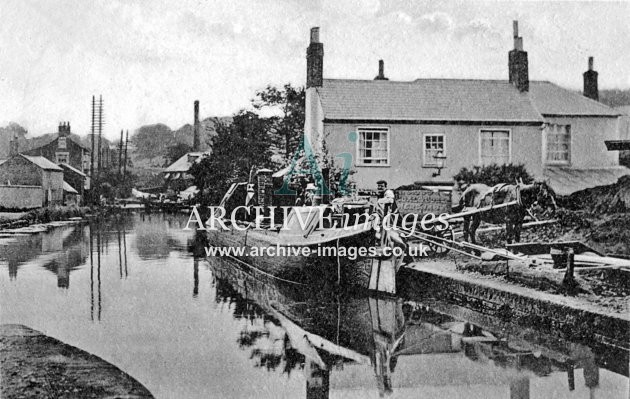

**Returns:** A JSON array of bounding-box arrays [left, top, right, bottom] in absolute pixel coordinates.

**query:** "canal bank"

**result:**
[[0, 206, 90, 231], [399, 260, 630, 351], [0, 324, 153, 398]]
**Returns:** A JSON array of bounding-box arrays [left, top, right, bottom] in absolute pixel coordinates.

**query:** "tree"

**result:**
[[0, 122, 28, 158], [189, 112, 273, 205], [132, 123, 176, 159], [252, 84, 305, 162]]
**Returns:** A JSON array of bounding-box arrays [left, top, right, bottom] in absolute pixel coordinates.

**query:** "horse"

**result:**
[[460, 180, 556, 245]]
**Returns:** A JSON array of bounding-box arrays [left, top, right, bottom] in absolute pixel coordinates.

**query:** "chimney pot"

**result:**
[[513, 21, 519, 37], [374, 59, 388, 80], [508, 21, 529, 92], [9, 134, 19, 157], [583, 56, 599, 101], [306, 27, 324, 88], [310, 27, 320, 43]]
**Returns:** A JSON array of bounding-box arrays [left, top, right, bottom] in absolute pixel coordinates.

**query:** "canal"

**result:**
[[1, 213, 628, 398]]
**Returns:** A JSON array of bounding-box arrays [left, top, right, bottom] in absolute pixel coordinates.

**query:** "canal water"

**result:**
[[1, 213, 628, 398]]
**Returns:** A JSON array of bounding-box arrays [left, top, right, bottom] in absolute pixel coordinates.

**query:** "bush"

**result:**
[[24, 205, 89, 224], [453, 163, 534, 186]]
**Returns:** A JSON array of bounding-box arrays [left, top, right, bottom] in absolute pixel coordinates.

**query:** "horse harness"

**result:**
[[484, 183, 522, 209]]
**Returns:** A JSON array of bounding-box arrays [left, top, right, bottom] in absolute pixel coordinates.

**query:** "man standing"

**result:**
[[376, 180, 397, 215]]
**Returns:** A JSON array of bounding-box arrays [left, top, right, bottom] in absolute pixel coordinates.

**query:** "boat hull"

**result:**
[[205, 226, 374, 289]]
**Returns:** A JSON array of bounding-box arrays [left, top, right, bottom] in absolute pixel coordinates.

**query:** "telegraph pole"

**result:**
[[122, 129, 129, 186], [123, 130, 129, 175], [96, 95, 103, 203], [90, 96, 95, 204], [118, 130, 123, 176]]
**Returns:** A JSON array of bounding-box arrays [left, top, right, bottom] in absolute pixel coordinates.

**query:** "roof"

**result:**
[[318, 79, 544, 123], [528, 81, 620, 116], [615, 105, 630, 116], [543, 166, 630, 196], [63, 181, 78, 194], [21, 155, 63, 171], [164, 152, 208, 173], [317, 79, 619, 123], [59, 162, 87, 177], [23, 133, 91, 152]]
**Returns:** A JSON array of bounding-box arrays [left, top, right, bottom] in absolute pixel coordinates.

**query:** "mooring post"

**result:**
[[562, 247, 576, 293], [567, 361, 575, 391]]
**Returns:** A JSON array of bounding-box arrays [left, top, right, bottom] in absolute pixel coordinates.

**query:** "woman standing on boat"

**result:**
[[373, 180, 401, 243]]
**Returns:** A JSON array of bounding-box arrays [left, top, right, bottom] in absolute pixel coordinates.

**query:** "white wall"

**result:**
[[322, 122, 543, 190], [543, 116, 619, 168]]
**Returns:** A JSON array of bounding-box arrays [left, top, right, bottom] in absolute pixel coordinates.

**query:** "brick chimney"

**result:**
[[193, 100, 200, 151], [306, 27, 324, 88], [8, 134, 19, 157], [58, 121, 70, 137], [508, 21, 529, 92], [583, 56, 599, 101], [374, 60, 388, 80]]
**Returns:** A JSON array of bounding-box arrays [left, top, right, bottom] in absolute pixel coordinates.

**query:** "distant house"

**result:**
[[0, 148, 64, 208], [59, 163, 88, 205], [63, 181, 79, 205], [162, 101, 207, 193], [303, 24, 628, 196], [22, 122, 92, 174], [163, 152, 208, 191]]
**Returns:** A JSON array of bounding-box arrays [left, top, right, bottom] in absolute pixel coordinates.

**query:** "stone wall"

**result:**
[[397, 190, 452, 216], [0, 156, 42, 186], [0, 185, 44, 209], [399, 267, 629, 350]]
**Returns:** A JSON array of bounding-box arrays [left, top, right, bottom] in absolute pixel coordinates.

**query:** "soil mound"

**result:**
[[562, 175, 630, 213]]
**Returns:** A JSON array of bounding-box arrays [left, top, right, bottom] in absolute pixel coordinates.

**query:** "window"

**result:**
[[357, 127, 389, 165], [544, 124, 571, 164], [58, 137, 67, 149], [56, 152, 69, 164], [423, 134, 445, 166], [480, 130, 510, 164]]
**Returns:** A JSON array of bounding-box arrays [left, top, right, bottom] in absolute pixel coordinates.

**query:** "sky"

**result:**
[[1, 0, 629, 140]]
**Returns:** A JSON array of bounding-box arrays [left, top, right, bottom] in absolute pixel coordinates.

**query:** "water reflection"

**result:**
[[134, 213, 188, 260], [208, 255, 628, 398], [0, 224, 88, 287], [0, 214, 627, 398], [1, 213, 190, 323]]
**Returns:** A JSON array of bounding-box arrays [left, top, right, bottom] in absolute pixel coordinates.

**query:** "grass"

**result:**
[[23, 205, 90, 224], [0, 206, 90, 226]]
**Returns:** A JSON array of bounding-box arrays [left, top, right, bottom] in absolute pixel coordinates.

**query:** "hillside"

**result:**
[[130, 116, 230, 167]]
